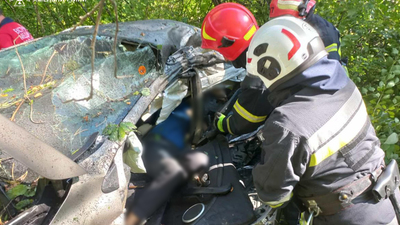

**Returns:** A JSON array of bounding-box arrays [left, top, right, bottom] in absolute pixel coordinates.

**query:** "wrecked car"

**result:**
[[0, 20, 275, 225]]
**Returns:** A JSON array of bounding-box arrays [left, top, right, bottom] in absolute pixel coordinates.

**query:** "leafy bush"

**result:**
[[317, 0, 400, 162]]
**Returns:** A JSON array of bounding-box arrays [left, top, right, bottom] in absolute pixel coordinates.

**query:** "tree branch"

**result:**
[[40, 44, 67, 85], [4, 0, 19, 23], [78, 2, 96, 23], [71, 1, 102, 32], [109, 0, 119, 78], [63, 0, 105, 103]]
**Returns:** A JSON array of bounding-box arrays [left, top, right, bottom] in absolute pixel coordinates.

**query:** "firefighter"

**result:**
[[270, 0, 342, 61], [201, 3, 273, 136], [201, 1, 345, 136], [0, 8, 33, 50], [248, 16, 398, 225]]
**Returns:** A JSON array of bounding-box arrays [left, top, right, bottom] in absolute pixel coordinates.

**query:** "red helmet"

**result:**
[[269, 0, 316, 19], [201, 3, 258, 61]]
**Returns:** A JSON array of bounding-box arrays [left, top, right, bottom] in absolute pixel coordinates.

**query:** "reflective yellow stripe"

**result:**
[[300, 212, 307, 225], [277, 1, 300, 11], [227, 116, 233, 135], [325, 43, 338, 53], [265, 192, 293, 208], [308, 88, 368, 167], [217, 114, 226, 133], [339, 37, 342, 57], [233, 100, 267, 123], [202, 23, 216, 41], [244, 25, 257, 41], [270, 202, 285, 208]]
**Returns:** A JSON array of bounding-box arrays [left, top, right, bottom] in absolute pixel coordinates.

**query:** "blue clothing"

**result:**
[[149, 102, 191, 149]]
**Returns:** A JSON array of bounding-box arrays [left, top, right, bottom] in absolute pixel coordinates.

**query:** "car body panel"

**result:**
[[51, 147, 128, 225], [0, 114, 86, 180]]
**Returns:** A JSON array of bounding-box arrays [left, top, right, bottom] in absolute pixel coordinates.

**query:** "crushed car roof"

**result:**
[[0, 20, 201, 157]]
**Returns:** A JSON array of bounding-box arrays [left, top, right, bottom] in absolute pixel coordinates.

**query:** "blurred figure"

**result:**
[[0, 8, 33, 50], [126, 102, 209, 225]]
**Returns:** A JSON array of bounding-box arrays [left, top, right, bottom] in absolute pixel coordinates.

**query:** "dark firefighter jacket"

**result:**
[[253, 57, 396, 225], [218, 13, 343, 135]]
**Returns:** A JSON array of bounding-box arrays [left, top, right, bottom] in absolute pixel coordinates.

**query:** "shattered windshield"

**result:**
[[0, 34, 161, 156]]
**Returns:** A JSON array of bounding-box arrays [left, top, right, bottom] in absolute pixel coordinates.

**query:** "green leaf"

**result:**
[[15, 199, 33, 210], [385, 89, 394, 94], [7, 184, 28, 199], [392, 48, 399, 56], [386, 57, 394, 67], [2, 88, 14, 93], [110, 129, 119, 142], [384, 133, 399, 145], [103, 126, 112, 135], [120, 123, 131, 133], [157, 44, 163, 50], [24, 187, 36, 197], [121, 122, 136, 130], [387, 81, 395, 88], [118, 126, 126, 141], [361, 87, 368, 94], [103, 124, 118, 135], [141, 88, 151, 96]]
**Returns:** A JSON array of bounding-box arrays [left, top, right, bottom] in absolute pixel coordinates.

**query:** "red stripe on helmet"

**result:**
[[281, 28, 300, 60]]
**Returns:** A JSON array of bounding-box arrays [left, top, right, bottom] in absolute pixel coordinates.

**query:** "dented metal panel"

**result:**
[[0, 115, 86, 180]]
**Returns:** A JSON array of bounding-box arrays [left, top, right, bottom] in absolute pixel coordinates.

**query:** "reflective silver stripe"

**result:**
[[209, 163, 235, 171], [325, 43, 338, 53], [308, 88, 369, 166]]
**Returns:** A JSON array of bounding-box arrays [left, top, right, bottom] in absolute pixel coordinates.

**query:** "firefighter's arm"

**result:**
[[0, 34, 15, 50], [252, 121, 310, 208], [217, 85, 273, 135]]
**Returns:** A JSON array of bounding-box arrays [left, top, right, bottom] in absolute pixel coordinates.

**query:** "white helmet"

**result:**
[[246, 16, 327, 90]]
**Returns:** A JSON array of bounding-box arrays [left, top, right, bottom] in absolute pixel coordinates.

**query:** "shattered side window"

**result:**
[[0, 34, 160, 156]]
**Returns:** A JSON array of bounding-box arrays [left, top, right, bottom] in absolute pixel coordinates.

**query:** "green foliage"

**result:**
[[15, 199, 33, 210], [2, 0, 399, 160], [6, 184, 28, 199], [316, 0, 400, 162], [6, 184, 36, 200], [103, 122, 137, 142], [1, 0, 268, 37]]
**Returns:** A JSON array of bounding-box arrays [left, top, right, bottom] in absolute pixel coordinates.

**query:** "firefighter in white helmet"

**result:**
[[248, 16, 399, 225]]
